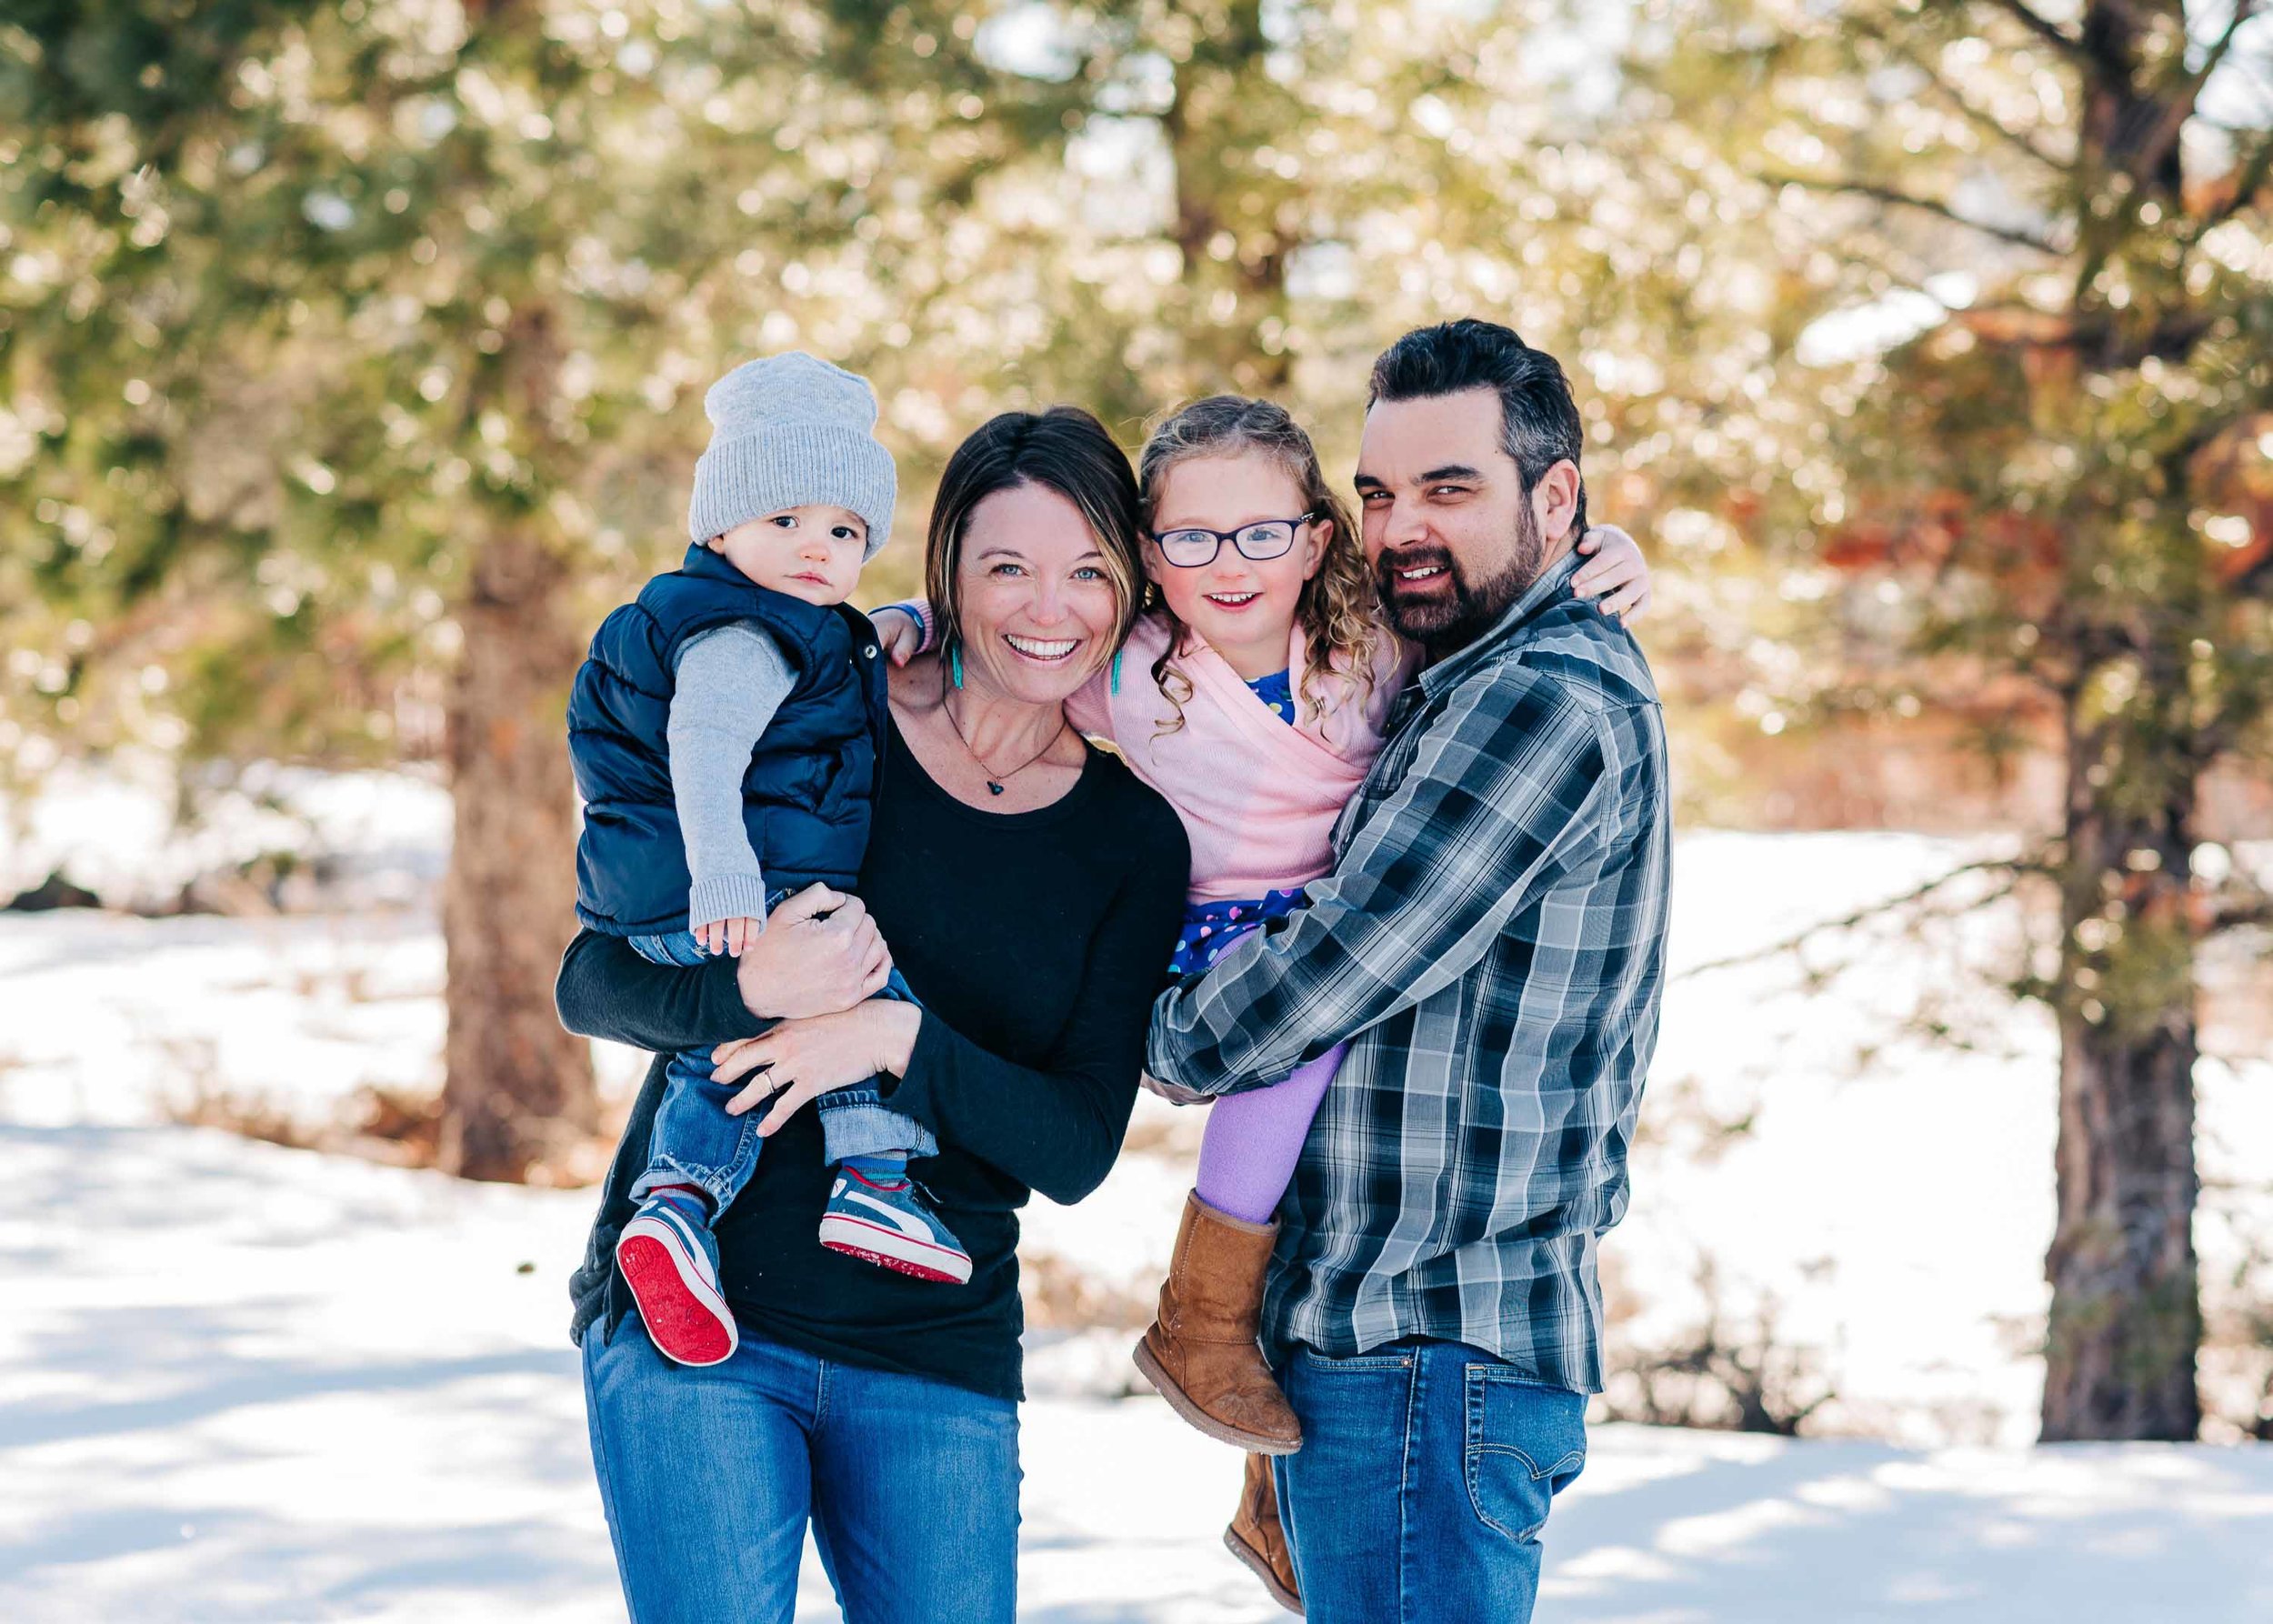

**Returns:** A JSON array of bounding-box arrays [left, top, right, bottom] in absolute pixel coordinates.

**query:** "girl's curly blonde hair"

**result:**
[[1136, 396, 1384, 732]]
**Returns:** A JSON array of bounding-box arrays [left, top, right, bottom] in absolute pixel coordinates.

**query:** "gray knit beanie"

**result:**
[[687, 352, 896, 559]]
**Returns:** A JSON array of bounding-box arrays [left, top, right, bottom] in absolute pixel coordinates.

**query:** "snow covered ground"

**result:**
[[12, 805, 2258, 1444], [7, 1123, 2273, 1622], [5, 768, 2273, 1618]]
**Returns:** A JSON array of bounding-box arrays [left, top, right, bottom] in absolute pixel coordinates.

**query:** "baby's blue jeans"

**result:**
[[625, 920, 933, 1211]]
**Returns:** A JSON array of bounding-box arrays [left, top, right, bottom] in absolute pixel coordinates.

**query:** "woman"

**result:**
[[559, 406, 1191, 1623]]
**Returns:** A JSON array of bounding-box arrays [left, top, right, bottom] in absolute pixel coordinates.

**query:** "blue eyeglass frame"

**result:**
[[1146, 512, 1318, 568]]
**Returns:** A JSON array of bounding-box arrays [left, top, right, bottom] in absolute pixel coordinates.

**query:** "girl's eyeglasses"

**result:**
[[1147, 513, 1316, 569]]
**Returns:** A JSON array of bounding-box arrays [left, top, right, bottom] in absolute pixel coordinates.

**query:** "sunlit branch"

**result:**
[[1867, 25, 2071, 171], [2130, 0, 2265, 185], [2190, 115, 2273, 237], [1679, 858, 2045, 980], [1760, 171, 2067, 253], [2209, 901, 2273, 934], [1978, 0, 2087, 57]]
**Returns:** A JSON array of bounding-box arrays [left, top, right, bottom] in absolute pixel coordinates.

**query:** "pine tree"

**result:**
[[1631, 0, 2273, 1439], [0, 0, 1099, 1179]]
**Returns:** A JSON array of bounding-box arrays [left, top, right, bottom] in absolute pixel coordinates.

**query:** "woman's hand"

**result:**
[[1571, 525, 1653, 621], [734, 884, 894, 1021], [871, 604, 926, 667], [711, 1002, 925, 1136]]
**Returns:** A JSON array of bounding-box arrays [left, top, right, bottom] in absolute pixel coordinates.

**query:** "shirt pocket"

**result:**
[[1464, 1364, 1587, 1542]]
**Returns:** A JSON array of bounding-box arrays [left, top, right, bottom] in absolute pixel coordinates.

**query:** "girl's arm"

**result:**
[[1570, 525, 1653, 620], [870, 599, 934, 664], [1062, 663, 1116, 743]]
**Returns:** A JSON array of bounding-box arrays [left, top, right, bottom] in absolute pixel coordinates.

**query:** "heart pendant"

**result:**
[[987, 781, 1006, 796]]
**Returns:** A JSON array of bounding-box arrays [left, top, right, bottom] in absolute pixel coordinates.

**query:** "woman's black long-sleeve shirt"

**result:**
[[560, 722, 1188, 1401]]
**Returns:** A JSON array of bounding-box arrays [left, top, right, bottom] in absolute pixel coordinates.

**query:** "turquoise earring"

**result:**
[[949, 641, 964, 689], [1110, 649, 1122, 695]]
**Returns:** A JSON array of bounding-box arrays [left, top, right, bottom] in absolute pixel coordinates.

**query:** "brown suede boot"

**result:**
[[1224, 1450, 1303, 1615], [1132, 1192, 1303, 1453]]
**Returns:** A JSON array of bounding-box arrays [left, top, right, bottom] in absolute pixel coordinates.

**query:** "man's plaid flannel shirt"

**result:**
[[1147, 547, 1672, 1391]]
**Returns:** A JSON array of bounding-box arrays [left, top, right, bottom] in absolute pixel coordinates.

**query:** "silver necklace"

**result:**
[[940, 684, 1072, 797]]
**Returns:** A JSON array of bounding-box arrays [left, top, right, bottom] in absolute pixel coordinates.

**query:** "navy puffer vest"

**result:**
[[568, 545, 887, 936]]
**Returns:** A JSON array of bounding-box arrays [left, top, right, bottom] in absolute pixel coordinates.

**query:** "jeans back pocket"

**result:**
[[1463, 1365, 1587, 1542]]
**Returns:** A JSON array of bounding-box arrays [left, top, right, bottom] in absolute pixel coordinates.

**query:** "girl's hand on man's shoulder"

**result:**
[[1571, 525, 1652, 622]]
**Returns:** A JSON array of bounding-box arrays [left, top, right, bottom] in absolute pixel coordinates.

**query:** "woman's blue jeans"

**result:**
[[582, 1315, 1019, 1624]]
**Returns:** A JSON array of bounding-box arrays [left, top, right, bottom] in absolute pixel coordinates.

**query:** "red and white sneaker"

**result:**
[[818, 1168, 973, 1284], [616, 1191, 737, 1366]]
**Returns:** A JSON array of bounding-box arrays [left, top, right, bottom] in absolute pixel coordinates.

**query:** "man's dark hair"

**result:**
[[1367, 319, 1587, 536]]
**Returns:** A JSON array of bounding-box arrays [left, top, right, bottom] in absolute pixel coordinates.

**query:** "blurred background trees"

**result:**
[[3, 0, 2267, 1438], [1620, 0, 2273, 1443]]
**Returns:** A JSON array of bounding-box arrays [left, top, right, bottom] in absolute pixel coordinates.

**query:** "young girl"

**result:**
[[875, 396, 1650, 1451]]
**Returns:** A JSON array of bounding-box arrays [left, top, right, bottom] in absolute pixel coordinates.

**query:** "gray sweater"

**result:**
[[667, 623, 796, 930]]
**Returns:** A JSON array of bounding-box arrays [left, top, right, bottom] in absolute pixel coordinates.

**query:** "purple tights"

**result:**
[[1193, 1043, 1347, 1226]]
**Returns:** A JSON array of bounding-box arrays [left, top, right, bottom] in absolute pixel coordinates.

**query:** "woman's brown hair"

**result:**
[[924, 406, 1147, 680]]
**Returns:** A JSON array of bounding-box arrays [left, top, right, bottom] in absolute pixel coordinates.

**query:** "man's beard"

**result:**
[[1374, 500, 1548, 655]]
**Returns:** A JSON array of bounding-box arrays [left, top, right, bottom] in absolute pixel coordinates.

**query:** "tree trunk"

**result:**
[[2040, 692, 2202, 1440], [1163, 0, 1294, 396], [2035, 0, 2207, 1443], [436, 526, 596, 1183]]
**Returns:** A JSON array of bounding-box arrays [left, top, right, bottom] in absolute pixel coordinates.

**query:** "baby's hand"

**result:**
[[871, 605, 925, 667], [1572, 524, 1653, 622], [696, 917, 763, 957]]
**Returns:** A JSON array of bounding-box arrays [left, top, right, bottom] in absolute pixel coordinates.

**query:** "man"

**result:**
[[1147, 318, 1672, 1622]]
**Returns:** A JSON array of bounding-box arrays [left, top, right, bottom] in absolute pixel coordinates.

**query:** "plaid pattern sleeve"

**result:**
[[1146, 552, 1672, 1391]]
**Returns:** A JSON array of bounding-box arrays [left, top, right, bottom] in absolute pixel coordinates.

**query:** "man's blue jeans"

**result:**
[[582, 1314, 1018, 1624], [1275, 1338, 1587, 1623], [625, 927, 936, 1208]]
